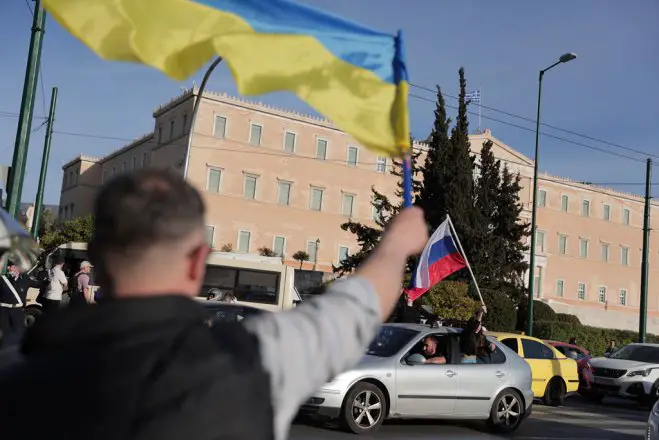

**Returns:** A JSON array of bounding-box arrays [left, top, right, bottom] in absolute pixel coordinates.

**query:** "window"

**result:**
[[579, 239, 589, 258], [132, 156, 137, 170], [521, 339, 554, 360], [376, 156, 387, 173], [202, 266, 280, 305], [533, 267, 542, 298], [142, 152, 147, 168], [214, 115, 227, 138], [243, 174, 257, 200], [207, 168, 222, 193], [535, 231, 545, 253], [347, 146, 358, 166], [204, 225, 215, 248], [310, 187, 324, 211], [169, 120, 175, 139], [342, 193, 355, 217], [273, 236, 286, 257], [70, 203, 75, 216], [603, 204, 611, 221], [556, 280, 564, 298], [284, 131, 296, 153], [237, 231, 251, 253], [501, 338, 519, 354], [316, 139, 328, 160], [619, 289, 627, 306], [582, 200, 590, 217], [338, 246, 349, 263], [306, 240, 318, 262], [601, 243, 610, 262], [112, 166, 116, 177], [577, 283, 586, 300], [158, 125, 162, 144], [623, 208, 631, 225], [561, 195, 569, 212], [102, 170, 108, 184], [621, 246, 630, 266], [182, 113, 188, 133], [537, 189, 547, 208], [372, 197, 382, 222], [598, 286, 607, 304], [249, 124, 262, 146], [277, 181, 291, 206], [122, 161, 127, 172], [558, 235, 568, 255]]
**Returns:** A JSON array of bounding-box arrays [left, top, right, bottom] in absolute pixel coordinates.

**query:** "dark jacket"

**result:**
[[0, 295, 274, 440]]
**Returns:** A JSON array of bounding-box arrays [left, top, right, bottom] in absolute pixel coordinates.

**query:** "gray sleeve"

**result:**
[[243, 276, 381, 440]]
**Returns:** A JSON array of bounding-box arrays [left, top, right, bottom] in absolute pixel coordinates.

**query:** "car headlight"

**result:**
[[627, 368, 652, 377]]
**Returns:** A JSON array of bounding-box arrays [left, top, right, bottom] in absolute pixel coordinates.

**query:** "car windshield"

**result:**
[[366, 326, 420, 357], [610, 345, 659, 363]]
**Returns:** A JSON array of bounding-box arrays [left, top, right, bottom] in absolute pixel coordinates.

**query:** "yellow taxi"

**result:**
[[489, 332, 579, 405]]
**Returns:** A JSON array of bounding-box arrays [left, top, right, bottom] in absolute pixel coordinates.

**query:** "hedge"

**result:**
[[533, 320, 659, 357], [422, 281, 479, 321]]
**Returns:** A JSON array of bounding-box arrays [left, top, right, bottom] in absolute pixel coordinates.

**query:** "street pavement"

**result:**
[[290, 397, 648, 440]]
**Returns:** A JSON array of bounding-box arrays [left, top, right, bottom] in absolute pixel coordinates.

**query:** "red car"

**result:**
[[547, 341, 593, 394]]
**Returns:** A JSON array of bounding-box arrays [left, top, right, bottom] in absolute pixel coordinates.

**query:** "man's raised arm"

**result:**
[[243, 208, 428, 440]]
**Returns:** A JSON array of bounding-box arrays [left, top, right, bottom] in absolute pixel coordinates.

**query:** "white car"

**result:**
[[589, 343, 659, 405], [648, 401, 659, 440]]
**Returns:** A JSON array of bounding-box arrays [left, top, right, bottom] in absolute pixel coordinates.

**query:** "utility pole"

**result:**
[[639, 158, 652, 343], [32, 87, 58, 239], [5, 0, 46, 218]]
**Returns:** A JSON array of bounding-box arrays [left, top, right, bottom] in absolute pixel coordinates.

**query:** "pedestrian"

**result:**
[[0, 260, 40, 348], [605, 339, 617, 356], [0, 169, 428, 440], [69, 261, 94, 307], [42, 255, 67, 313]]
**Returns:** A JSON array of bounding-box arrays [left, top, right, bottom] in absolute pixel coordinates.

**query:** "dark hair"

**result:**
[[460, 317, 481, 355], [89, 169, 205, 286]]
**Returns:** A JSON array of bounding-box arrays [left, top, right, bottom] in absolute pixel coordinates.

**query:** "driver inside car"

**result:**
[[422, 336, 447, 364]]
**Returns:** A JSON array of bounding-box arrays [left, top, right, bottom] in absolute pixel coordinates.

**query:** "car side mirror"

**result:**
[[406, 353, 426, 365]]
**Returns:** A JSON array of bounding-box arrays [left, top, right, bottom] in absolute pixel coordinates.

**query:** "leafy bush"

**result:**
[[533, 321, 659, 357], [258, 247, 277, 257], [533, 300, 556, 322], [555, 313, 581, 325], [480, 289, 517, 332], [422, 281, 479, 321]]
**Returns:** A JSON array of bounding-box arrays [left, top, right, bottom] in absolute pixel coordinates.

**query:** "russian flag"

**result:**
[[405, 218, 467, 301]]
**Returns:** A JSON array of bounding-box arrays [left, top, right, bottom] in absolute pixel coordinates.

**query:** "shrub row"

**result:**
[[533, 320, 659, 357]]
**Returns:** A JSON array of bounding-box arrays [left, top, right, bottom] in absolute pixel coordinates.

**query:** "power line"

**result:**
[[410, 83, 658, 160], [409, 92, 648, 165], [23, 0, 33, 16]]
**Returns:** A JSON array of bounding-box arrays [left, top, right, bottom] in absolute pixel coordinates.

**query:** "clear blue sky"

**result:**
[[1, 0, 658, 204]]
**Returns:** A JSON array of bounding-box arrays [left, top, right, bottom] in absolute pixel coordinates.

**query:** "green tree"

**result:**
[[258, 247, 277, 257], [333, 144, 422, 277], [493, 165, 530, 300], [292, 250, 309, 269], [40, 214, 94, 251]]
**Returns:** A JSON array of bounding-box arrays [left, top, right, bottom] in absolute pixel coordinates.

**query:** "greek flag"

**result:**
[[465, 90, 481, 103]]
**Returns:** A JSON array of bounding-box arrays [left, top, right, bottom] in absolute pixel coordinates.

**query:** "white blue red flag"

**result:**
[[405, 218, 467, 301]]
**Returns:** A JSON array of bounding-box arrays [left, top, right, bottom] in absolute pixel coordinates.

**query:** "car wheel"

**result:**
[[543, 377, 566, 406], [642, 380, 659, 408], [339, 382, 387, 435], [24, 307, 42, 329], [487, 389, 524, 434]]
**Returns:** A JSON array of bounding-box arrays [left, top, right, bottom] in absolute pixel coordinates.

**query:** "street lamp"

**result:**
[[313, 238, 320, 271], [526, 53, 577, 336]]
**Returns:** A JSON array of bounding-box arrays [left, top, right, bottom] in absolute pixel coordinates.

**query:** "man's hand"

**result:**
[[425, 356, 447, 364], [356, 207, 428, 320]]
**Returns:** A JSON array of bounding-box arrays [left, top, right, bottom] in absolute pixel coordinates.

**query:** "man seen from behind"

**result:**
[[0, 169, 428, 440]]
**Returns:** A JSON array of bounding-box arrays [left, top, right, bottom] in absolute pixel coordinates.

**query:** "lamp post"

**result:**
[[526, 53, 577, 336], [313, 238, 320, 271]]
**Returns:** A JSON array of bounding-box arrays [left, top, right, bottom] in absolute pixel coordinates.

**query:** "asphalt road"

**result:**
[[290, 397, 648, 440]]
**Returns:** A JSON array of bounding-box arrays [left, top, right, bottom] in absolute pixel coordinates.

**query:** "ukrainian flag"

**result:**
[[44, 0, 410, 156]]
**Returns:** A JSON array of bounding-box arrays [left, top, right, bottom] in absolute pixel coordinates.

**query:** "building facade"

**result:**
[[59, 89, 659, 332]]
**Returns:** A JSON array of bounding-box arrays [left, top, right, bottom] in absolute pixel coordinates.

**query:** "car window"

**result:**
[[367, 326, 420, 357], [610, 345, 659, 363], [501, 338, 519, 354], [204, 304, 264, 323], [522, 339, 554, 360]]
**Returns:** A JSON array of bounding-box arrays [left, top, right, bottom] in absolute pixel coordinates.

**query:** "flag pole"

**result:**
[[402, 152, 413, 208], [447, 214, 485, 309]]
